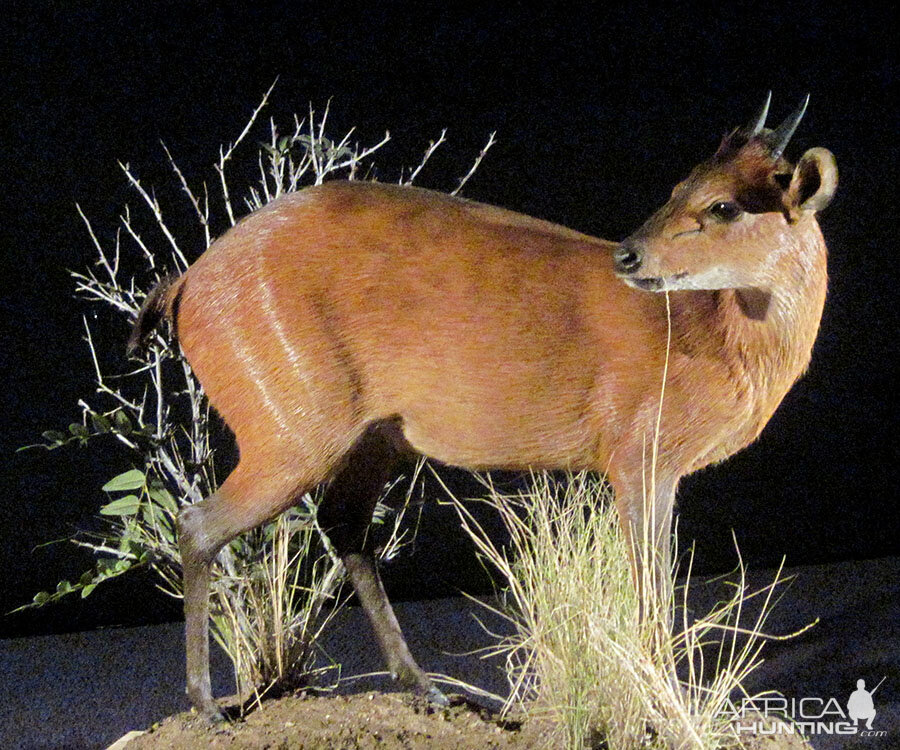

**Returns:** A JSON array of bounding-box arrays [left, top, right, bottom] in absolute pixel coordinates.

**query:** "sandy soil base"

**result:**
[[123, 691, 814, 750]]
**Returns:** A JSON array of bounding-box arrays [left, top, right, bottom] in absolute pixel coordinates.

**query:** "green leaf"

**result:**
[[33, 591, 51, 606], [102, 469, 146, 492], [68, 423, 90, 438], [228, 537, 248, 556], [155, 521, 176, 545], [148, 485, 178, 514], [90, 413, 112, 433], [42, 430, 66, 443], [96, 559, 118, 577], [100, 495, 141, 516], [117, 536, 139, 556], [16, 443, 51, 452], [141, 502, 160, 526], [81, 583, 97, 598], [79, 571, 94, 586], [113, 411, 133, 435], [56, 580, 72, 594]]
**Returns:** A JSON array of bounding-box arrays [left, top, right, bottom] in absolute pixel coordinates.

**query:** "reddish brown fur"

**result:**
[[140, 107, 837, 720]]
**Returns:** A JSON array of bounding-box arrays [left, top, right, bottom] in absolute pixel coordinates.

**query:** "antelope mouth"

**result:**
[[621, 272, 688, 292]]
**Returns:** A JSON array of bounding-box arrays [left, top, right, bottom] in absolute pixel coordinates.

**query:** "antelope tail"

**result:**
[[126, 275, 184, 356]]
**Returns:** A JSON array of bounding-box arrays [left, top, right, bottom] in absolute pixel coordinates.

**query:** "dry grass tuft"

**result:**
[[440, 471, 796, 749]]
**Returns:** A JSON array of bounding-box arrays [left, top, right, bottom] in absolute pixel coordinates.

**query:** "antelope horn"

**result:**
[[767, 94, 810, 159], [746, 90, 772, 136]]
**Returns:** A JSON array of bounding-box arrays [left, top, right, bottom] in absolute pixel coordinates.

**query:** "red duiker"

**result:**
[[129, 93, 836, 720]]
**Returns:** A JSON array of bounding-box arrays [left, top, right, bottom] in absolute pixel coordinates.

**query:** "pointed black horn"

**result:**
[[767, 93, 810, 159], [746, 90, 772, 136]]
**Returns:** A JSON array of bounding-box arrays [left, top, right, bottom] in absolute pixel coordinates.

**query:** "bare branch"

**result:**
[[162, 140, 211, 249], [216, 80, 276, 225], [452, 131, 497, 196], [120, 162, 190, 270], [306, 104, 322, 182], [82, 316, 104, 385], [332, 131, 390, 173], [77, 205, 122, 283], [120, 205, 157, 268], [403, 129, 447, 186]]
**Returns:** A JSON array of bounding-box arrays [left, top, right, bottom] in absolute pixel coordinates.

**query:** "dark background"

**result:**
[[2, 3, 897, 639]]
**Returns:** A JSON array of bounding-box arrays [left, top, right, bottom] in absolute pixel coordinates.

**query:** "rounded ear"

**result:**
[[788, 147, 838, 213]]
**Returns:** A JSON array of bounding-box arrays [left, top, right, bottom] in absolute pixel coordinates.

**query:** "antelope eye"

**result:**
[[708, 201, 742, 222]]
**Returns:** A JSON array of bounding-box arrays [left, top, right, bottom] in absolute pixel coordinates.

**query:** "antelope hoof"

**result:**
[[199, 705, 228, 724], [423, 684, 450, 707], [189, 693, 227, 724], [389, 664, 449, 707]]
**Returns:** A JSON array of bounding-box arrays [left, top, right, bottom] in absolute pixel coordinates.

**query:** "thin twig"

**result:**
[[119, 162, 190, 270], [216, 80, 277, 225], [452, 131, 497, 195], [332, 131, 390, 173], [402, 129, 447, 185], [162, 140, 211, 249]]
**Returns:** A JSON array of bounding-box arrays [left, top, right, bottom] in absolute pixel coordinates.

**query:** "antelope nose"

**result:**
[[614, 241, 643, 274]]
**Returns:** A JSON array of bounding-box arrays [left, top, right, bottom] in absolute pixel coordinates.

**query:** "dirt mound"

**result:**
[[124, 691, 552, 749], [122, 692, 813, 749], [117, 692, 812, 750]]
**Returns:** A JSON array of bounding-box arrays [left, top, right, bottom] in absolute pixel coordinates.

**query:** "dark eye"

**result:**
[[708, 201, 742, 222]]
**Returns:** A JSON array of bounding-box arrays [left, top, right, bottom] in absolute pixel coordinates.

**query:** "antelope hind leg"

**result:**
[[318, 425, 449, 706]]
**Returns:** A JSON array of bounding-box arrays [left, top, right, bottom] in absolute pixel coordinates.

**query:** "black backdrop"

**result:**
[[2, 3, 897, 638]]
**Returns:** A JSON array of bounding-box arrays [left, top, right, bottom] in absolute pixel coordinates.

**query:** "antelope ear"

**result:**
[[788, 147, 838, 213]]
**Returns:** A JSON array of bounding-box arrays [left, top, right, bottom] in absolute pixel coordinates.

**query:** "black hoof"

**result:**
[[197, 704, 228, 724], [424, 685, 450, 707]]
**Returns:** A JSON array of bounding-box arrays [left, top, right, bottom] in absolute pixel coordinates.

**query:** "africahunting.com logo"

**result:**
[[720, 677, 887, 739]]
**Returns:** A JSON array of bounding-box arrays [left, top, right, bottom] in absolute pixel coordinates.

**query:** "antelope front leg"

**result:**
[[613, 475, 677, 623]]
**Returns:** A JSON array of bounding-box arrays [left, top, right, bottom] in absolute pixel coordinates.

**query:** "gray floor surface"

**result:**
[[1, 557, 897, 750]]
